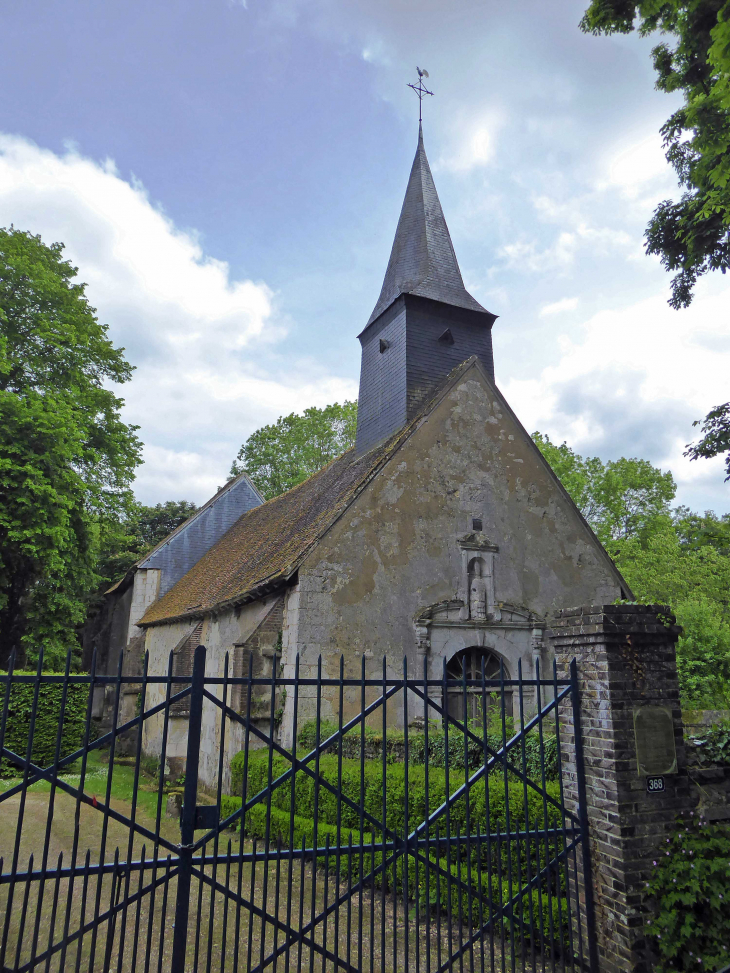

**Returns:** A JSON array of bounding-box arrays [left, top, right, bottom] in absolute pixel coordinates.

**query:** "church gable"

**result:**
[[290, 357, 624, 672]]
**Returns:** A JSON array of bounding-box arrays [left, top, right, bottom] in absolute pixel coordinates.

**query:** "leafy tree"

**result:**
[[230, 401, 358, 500], [614, 520, 730, 704], [580, 0, 730, 308], [0, 227, 142, 668], [673, 504, 730, 553], [684, 401, 730, 480], [532, 432, 676, 545], [95, 500, 198, 588], [534, 432, 730, 704]]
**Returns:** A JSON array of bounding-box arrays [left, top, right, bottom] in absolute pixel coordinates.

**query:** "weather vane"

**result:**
[[408, 67, 434, 123]]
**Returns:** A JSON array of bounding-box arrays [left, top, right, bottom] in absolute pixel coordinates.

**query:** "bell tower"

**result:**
[[354, 123, 497, 455]]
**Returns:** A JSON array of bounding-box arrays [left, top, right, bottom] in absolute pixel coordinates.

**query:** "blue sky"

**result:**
[[1, 0, 728, 513]]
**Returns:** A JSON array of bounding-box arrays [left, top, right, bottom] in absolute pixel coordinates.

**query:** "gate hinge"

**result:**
[[181, 804, 220, 830]]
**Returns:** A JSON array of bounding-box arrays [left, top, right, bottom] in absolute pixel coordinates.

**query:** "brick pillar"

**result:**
[[549, 604, 695, 973]]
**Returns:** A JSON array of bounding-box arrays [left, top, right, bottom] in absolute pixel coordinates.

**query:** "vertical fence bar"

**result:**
[[297, 835, 306, 973], [170, 643, 207, 972], [0, 649, 44, 971], [116, 651, 151, 972], [334, 655, 344, 973], [59, 648, 98, 972], [206, 652, 231, 973], [479, 661, 496, 973], [145, 650, 174, 973], [358, 654, 366, 973], [535, 661, 556, 973], [570, 658, 598, 973], [380, 656, 387, 973], [260, 652, 278, 973], [88, 650, 124, 971], [552, 660, 574, 972], [423, 655, 431, 973], [442, 659, 453, 968], [247, 838, 258, 973], [73, 849, 92, 973], [234, 650, 254, 973], [30, 650, 73, 965], [221, 841, 232, 973], [284, 654, 299, 973], [309, 656, 322, 973], [403, 657, 410, 973]]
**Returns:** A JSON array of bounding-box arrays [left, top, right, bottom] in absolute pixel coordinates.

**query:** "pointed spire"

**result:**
[[367, 125, 489, 326]]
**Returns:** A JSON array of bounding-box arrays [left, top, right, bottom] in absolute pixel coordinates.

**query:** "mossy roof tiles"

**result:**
[[138, 420, 415, 627]]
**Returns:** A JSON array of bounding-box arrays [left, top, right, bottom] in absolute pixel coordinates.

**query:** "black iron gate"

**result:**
[[0, 645, 598, 972]]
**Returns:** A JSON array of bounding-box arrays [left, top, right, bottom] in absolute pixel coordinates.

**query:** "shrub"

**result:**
[[0, 673, 90, 774], [295, 720, 559, 781], [221, 792, 568, 948], [230, 750, 562, 868], [688, 719, 730, 768], [644, 811, 730, 971]]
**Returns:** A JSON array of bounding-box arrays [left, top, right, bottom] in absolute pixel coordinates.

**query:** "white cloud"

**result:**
[[599, 132, 670, 199], [539, 296, 578, 316], [0, 134, 357, 504], [437, 111, 503, 173], [503, 283, 730, 511]]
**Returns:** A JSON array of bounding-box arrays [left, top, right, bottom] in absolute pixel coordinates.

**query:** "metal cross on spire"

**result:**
[[407, 67, 434, 123]]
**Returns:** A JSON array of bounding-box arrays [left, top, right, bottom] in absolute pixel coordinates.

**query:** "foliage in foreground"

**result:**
[[581, 0, 730, 309], [685, 400, 730, 483], [644, 811, 730, 971], [0, 227, 142, 667], [687, 718, 730, 767]]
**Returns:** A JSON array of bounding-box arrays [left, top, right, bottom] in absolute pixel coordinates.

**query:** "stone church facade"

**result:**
[[135, 124, 628, 789]]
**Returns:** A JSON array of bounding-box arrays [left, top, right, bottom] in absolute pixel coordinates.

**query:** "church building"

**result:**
[[136, 124, 628, 789]]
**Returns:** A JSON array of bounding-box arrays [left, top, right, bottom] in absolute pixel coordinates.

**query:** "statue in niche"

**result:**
[[469, 559, 488, 620]]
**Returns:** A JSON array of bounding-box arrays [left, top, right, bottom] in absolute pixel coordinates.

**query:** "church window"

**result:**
[[438, 328, 454, 345], [472, 518, 482, 532], [445, 647, 512, 724], [379, 338, 390, 353]]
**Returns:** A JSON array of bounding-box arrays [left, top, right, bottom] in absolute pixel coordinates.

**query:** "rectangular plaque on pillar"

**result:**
[[634, 705, 677, 776]]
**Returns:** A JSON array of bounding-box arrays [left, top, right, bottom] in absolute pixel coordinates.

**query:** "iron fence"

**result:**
[[0, 645, 597, 972]]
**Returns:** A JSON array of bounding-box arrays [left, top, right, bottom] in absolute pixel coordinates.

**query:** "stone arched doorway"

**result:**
[[445, 646, 513, 723]]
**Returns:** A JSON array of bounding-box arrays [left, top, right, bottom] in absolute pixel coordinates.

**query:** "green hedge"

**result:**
[[296, 720, 559, 781], [0, 674, 90, 773], [230, 750, 561, 839], [221, 794, 569, 948]]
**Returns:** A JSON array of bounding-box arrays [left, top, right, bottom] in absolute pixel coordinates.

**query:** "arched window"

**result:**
[[445, 647, 512, 724]]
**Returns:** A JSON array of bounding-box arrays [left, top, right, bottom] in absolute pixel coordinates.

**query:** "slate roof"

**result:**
[[366, 124, 492, 327], [106, 471, 264, 596], [138, 403, 431, 627]]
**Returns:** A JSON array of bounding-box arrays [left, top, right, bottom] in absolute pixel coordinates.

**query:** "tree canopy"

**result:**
[[531, 431, 676, 545], [230, 401, 357, 500], [95, 499, 199, 589], [533, 432, 730, 705], [580, 0, 730, 307], [0, 227, 142, 667]]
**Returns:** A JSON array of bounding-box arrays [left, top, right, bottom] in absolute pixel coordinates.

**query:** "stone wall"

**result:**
[[282, 366, 624, 731]]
